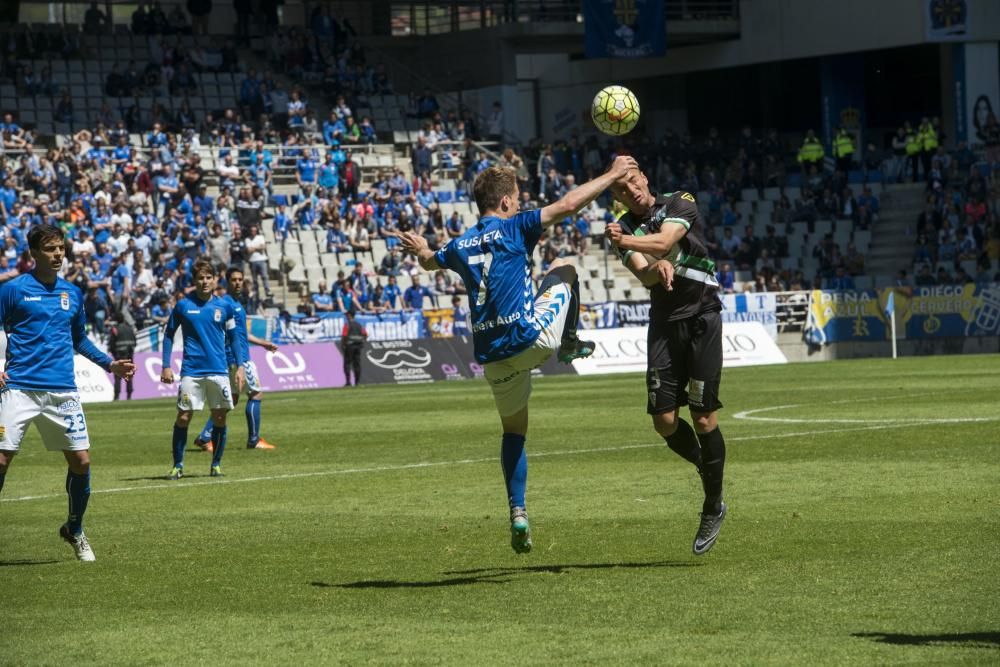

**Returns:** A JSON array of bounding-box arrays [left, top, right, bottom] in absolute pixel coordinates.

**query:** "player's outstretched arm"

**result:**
[[393, 231, 442, 271], [540, 155, 636, 228], [606, 220, 687, 257]]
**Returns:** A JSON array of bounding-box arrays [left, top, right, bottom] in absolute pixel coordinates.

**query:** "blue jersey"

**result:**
[[162, 294, 245, 378], [434, 209, 543, 364], [222, 294, 250, 367], [0, 273, 113, 391]]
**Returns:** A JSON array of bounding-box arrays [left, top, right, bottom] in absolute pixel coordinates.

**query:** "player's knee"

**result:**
[[0, 451, 14, 472], [65, 450, 90, 474], [652, 411, 678, 437], [175, 411, 193, 427], [249, 391, 262, 401], [211, 411, 227, 426], [547, 259, 577, 282], [690, 411, 718, 433]]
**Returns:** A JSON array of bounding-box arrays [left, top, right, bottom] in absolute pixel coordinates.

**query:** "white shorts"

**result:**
[[0, 389, 91, 452], [229, 361, 262, 396], [484, 283, 572, 417], [177, 375, 234, 412]]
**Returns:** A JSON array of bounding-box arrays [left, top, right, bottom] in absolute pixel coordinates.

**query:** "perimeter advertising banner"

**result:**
[[73, 343, 347, 403], [570, 322, 786, 376], [358, 336, 575, 386], [804, 284, 1000, 344]]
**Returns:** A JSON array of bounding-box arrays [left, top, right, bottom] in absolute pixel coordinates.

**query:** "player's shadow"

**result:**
[[852, 631, 1000, 649], [313, 560, 701, 590], [0, 559, 60, 567]]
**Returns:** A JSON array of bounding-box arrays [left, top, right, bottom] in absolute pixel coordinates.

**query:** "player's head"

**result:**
[[609, 165, 652, 214], [28, 223, 66, 274], [192, 258, 217, 297], [225, 266, 244, 294], [473, 167, 519, 217]]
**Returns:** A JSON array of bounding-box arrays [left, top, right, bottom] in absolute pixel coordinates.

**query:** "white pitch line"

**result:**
[[733, 404, 997, 424], [0, 421, 965, 504]]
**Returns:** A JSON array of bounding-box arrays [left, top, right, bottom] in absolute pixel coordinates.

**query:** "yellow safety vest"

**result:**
[[905, 133, 921, 156], [834, 132, 854, 158], [798, 138, 824, 162], [920, 127, 938, 151]]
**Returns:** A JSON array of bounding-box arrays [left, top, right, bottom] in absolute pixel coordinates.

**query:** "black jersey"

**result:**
[[616, 191, 721, 322]]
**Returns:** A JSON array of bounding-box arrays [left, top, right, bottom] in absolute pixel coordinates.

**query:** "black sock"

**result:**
[[560, 278, 581, 349], [664, 418, 702, 469], [697, 427, 726, 515]]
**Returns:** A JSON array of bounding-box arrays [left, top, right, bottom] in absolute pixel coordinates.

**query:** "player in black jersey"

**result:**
[[606, 166, 728, 556]]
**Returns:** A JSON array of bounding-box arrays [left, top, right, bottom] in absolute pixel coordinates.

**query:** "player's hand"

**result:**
[[608, 154, 638, 179], [605, 222, 624, 246], [160, 368, 175, 385], [0, 371, 8, 388], [392, 230, 429, 255], [235, 366, 246, 393], [264, 342, 278, 352], [654, 260, 675, 291], [110, 359, 136, 379]]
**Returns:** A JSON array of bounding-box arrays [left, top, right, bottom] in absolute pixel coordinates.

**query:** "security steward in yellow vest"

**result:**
[[918, 117, 938, 181], [904, 122, 922, 182], [833, 127, 855, 174], [797, 130, 825, 170]]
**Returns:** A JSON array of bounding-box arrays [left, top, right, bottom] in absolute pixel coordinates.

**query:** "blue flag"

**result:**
[[885, 290, 895, 317], [584, 0, 666, 59]]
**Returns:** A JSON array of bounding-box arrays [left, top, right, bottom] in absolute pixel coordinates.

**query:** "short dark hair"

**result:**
[[28, 223, 65, 251], [473, 167, 517, 213], [192, 257, 216, 279], [225, 266, 244, 282]]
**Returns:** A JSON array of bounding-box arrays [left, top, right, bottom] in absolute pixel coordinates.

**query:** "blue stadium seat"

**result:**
[[272, 194, 288, 207], [437, 191, 454, 203]]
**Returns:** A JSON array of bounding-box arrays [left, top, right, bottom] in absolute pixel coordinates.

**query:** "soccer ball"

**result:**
[[591, 85, 640, 136]]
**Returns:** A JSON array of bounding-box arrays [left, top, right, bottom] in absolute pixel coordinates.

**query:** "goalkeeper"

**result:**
[[605, 166, 729, 556]]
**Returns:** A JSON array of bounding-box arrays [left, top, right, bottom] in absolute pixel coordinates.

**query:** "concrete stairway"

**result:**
[[864, 183, 927, 284]]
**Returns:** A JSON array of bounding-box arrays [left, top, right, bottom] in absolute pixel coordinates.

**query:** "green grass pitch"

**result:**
[[3, 355, 999, 665]]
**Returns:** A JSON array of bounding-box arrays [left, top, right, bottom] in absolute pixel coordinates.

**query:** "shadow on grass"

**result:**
[[852, 632, 1000, 649], [314, 560, 701, 589], [0, 559, 60, 567]]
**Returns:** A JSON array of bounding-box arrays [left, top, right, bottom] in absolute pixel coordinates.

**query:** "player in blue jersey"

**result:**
[[192, 267, 278, 452], [396, 155, 637, 553], [0, 224, 136, 562], [161, 258, 247, 479]]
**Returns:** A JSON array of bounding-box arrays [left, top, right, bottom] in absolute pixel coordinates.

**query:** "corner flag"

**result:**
[[885, 290, 897, 359], [885, 290, 895, 317]]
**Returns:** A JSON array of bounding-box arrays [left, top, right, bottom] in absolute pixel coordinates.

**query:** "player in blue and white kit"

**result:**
[[161, 258, 247, 479], [397, 155, 637, 553], [193, 266, 278, 452], [0, 224, 136, 562]]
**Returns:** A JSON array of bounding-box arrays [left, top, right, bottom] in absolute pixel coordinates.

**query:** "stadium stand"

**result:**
[[1, 7, 998, 344]]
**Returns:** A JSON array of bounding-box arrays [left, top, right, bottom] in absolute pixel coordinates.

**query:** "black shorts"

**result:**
[[646, 309, 723, 415]]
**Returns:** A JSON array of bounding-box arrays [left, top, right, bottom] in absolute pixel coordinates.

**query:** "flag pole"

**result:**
[[890, 307, 897, 359]]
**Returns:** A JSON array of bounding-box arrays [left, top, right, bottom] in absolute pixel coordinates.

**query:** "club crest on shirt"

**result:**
[[0, 425, 6, 440], [60, 292, 70, 310], [214, 308, 222, 322]]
